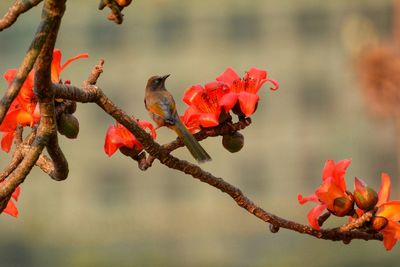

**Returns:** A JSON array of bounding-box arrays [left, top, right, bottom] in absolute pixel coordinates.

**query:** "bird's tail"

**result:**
[[172, 118, 211, 163]]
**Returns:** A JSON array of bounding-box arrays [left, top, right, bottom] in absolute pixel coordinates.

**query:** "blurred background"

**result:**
[[1, 0, 399, 266]]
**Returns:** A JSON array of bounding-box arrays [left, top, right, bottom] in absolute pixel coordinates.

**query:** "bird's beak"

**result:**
[[161, 74, 170, 81]]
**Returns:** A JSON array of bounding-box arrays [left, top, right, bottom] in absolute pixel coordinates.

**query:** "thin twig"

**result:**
[[0, 0, 43, 31], [338, 211, 374, 233], [98, 0, 124, 24]]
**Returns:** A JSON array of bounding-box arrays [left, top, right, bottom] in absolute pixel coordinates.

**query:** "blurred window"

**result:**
[[226, 12, 261, 43], [93, 170, 130, 207], [295, 8, 330, 41], [298, 76, 332, 115], [155, 13, 189, 45]]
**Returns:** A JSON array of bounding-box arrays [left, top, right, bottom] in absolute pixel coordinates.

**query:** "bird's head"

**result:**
[[146, 74, 170, 91]]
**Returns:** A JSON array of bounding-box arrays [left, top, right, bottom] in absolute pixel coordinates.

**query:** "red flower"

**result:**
[[1, 185, 20, 218], [104, 120, 156, 157], [216, 67, 279, 117], [1, 49, 88, 152], [181, 81, 228, 133], [4, 70, 36, 113], [1, 71, 39, 152], [372, 173, 400, 250], [298, 159, 353, 229]]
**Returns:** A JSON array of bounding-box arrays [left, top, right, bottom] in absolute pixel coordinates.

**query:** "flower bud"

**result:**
[[269, 224, 280, 233], [332, 194, 354, 217], [57, 113, 79, 139], [353, 177, 378, 211], [371, 216, 388, 231], [222, 132, 244, 153], [115, 0, 132, 7]]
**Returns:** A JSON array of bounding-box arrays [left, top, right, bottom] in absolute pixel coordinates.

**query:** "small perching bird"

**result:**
[[144, 74, 212, 163]]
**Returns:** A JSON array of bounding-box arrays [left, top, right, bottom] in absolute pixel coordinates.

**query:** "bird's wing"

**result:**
[[147, 95, 177, 124]]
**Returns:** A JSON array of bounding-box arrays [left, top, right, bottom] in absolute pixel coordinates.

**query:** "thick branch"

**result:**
[[0, 0, 43, 31], [34, 0, 68, 182], [0, 0, 67, 214]]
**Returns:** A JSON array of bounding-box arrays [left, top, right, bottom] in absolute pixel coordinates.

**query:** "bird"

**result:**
[[144, 74, 211, 163]]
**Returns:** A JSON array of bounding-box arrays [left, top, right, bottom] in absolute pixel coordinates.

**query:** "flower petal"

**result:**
[[376, 201, 400, 221], [11, 186, 21, 201], [4, 69, 17, 86], [219, 92, 238, 113], [104, 124, 135, 157], [199, 113, 220, 128], [3, 199, 18, 218], [382, 231, 397, 250], [4, 69, 35, 111], [1, 131, 14, 152], [377, 173, 391, 206], [307, 203, 327, 230], [298, 193, 318, 205], [183, 85, 204, 105], [181, 107, 201, 133], [138, 120, 157, 139], [316, 177, 346, 211], [354, 176, 367, 192], [321, 159, 351, 191], [60, 53, 89, 71], [0, 108, 34, 131], [380, 220, 400, 250], [51, 49, 62, 82], [51, 49, 89, 82], [238, 92, 260, 117], [245, 67, 267, 90], [216, 67, 240, 87]]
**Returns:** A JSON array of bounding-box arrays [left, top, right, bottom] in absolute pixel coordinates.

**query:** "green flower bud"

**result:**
[[332, 194, 354, 217], [222, 132, 244, 153], [57, 113, 79, 139], [354, 177, 378, 211]]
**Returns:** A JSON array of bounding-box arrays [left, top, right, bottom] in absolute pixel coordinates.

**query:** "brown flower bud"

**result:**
[[222, 132, 244, 153], [332, 194, 354, 217], [57, 113, 79, 139], [269, 224, 280, 233], [371, 216, 388, 231], [353, 177, 378, 211], [65, 101, 77, 114]]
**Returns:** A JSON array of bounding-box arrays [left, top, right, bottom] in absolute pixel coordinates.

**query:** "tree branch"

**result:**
[[34, 0, 68, 182], [51, 63, 383, 243], [138, 118, 252, 170], [0, 0, 43, 31]]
